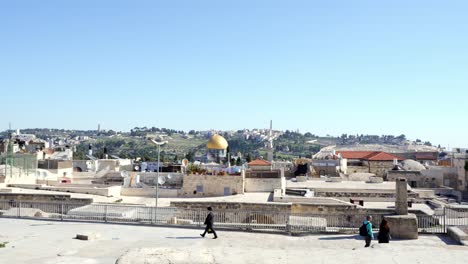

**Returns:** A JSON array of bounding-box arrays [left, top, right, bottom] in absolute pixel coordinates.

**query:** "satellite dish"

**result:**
[[157, 176, 166, 185], [167, 174, 172, 179]]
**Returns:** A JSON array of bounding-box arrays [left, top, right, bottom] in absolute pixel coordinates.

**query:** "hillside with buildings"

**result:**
[[0, 127, 439, 162]]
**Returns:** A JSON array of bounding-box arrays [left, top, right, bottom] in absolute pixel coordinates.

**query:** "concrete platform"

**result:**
[[0, 218, 467, 264]]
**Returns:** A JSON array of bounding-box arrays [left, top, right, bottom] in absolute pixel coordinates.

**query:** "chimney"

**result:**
[[88, 144, 93, 156]]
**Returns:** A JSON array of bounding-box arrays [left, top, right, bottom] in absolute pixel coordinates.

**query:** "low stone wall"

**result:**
[[244, 178, 284, 192], [180, 174, 244, 197], [171, 201, 291, 213], [9, 184, 122, 197], [291, 203, 357, 214], [448, 227, 468, 246], [121, 187, 179, 198], [0, 193, 92, 204], [314, 190, 419, 202], [42, 185, 121, 197]]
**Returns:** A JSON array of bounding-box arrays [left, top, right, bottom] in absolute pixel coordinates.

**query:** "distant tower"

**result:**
[[267, 120, 274, 162], [98, 124, 101, 133]]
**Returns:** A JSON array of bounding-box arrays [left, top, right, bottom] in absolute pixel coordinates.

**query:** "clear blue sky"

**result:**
[[1, 0, 467, 148]]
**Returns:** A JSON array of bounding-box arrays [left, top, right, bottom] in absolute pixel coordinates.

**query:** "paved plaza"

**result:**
[[0, 218, 467, 264]]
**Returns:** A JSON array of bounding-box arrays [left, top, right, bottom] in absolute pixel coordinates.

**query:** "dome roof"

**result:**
[[401, 159, 426, 171], [206, 134, 228, 150]]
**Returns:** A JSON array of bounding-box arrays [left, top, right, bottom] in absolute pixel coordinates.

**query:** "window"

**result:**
[[196, 185, 204, 193]]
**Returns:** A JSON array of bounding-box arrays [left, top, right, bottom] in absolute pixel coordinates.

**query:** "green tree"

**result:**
[[185, 152, 195, 162], [236, 157, 242, 166], [246, 153, 252, 163]]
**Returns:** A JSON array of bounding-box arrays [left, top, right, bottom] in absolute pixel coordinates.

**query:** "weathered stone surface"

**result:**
[[76, 232, 100, 241], [396, 178, 408, 215], [180, 174, 244, 197], [385, 214, 418, 240], [115, 248, 215, 264], [368, 177, 383, 183]]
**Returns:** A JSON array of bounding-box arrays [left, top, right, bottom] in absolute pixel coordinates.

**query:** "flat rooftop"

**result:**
[[287, 180, 402, 191], [0, 218, 466, 264], [2, 187, 272, 206]]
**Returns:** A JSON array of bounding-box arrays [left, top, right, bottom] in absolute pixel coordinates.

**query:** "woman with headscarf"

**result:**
[[378, 218, 390, 243]]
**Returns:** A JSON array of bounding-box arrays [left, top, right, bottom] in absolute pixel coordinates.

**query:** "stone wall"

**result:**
[[244, 177, 285, 192], [0, 193, 92, 204], [314, 190, 419, 202], [180, 174, 244, 197], [121, 187, 179, 197], [388, 168, 459, 190], [347, 166, 370, 174], [171, 201, 291, 213], [368, 161, 394, 177], [347, 162, 394, 177], [138, 172, 184, 187]]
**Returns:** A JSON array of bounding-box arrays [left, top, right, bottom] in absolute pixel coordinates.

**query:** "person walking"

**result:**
[[378, 218, 391, 243], [200, 207, 218, 239], [362, 215, 374, 247]]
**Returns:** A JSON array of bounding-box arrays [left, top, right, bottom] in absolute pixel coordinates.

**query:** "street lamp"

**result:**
[[148, 138, 168, 207]]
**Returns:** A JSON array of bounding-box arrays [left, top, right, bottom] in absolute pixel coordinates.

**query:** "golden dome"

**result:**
[[206, 134, 228, 150]]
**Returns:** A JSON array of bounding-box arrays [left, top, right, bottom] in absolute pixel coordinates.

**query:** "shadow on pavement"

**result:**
[[319, 235, 362, 241], [433, 234, 460, 246], [166, 236, 204, 240]]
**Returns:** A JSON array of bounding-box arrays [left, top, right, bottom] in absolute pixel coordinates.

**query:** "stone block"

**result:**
[[368, 177, 383, 183], [76, 232, 101, 241], [396, 178, 408, 215], [325, 177, 342, 183], [385, 214, 418, 240], [167, 217, 177, 224], [296, 176, 307, 182], [447, 227, 468, 245], [176, 219, 194, 225]]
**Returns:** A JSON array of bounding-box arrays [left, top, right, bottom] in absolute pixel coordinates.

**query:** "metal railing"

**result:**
[[1, 200, 467, 234]]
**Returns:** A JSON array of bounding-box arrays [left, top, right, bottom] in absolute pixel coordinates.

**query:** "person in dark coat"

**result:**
[[200, 207, 218, 239], [378, 218, 390, 243]]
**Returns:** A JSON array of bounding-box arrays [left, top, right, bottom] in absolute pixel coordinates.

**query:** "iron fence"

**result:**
[[1, 200, 467, 235]]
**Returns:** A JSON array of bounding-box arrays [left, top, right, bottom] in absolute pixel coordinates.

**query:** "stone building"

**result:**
[[245, 159, 285, 192], [387, 160, 458, 189], [336, 151, 403, 177], [180, 173, 245, 197]]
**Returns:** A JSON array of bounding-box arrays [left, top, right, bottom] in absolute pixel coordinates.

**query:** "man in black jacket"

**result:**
[[200, 207, 218, 239]]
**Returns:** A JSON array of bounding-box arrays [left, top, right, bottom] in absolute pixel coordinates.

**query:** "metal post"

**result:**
[[156, 144, 160, 207], [443, 206, 447, 233], [104, 205, 108, 223], [18, 201, 21, 218], [60, 202, 64, 221]]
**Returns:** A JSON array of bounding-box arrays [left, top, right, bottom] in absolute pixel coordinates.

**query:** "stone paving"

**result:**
[[1, 218, 468, 264]]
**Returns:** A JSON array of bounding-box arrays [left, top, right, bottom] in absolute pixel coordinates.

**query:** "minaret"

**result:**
[[267, 120, 274, 162]]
